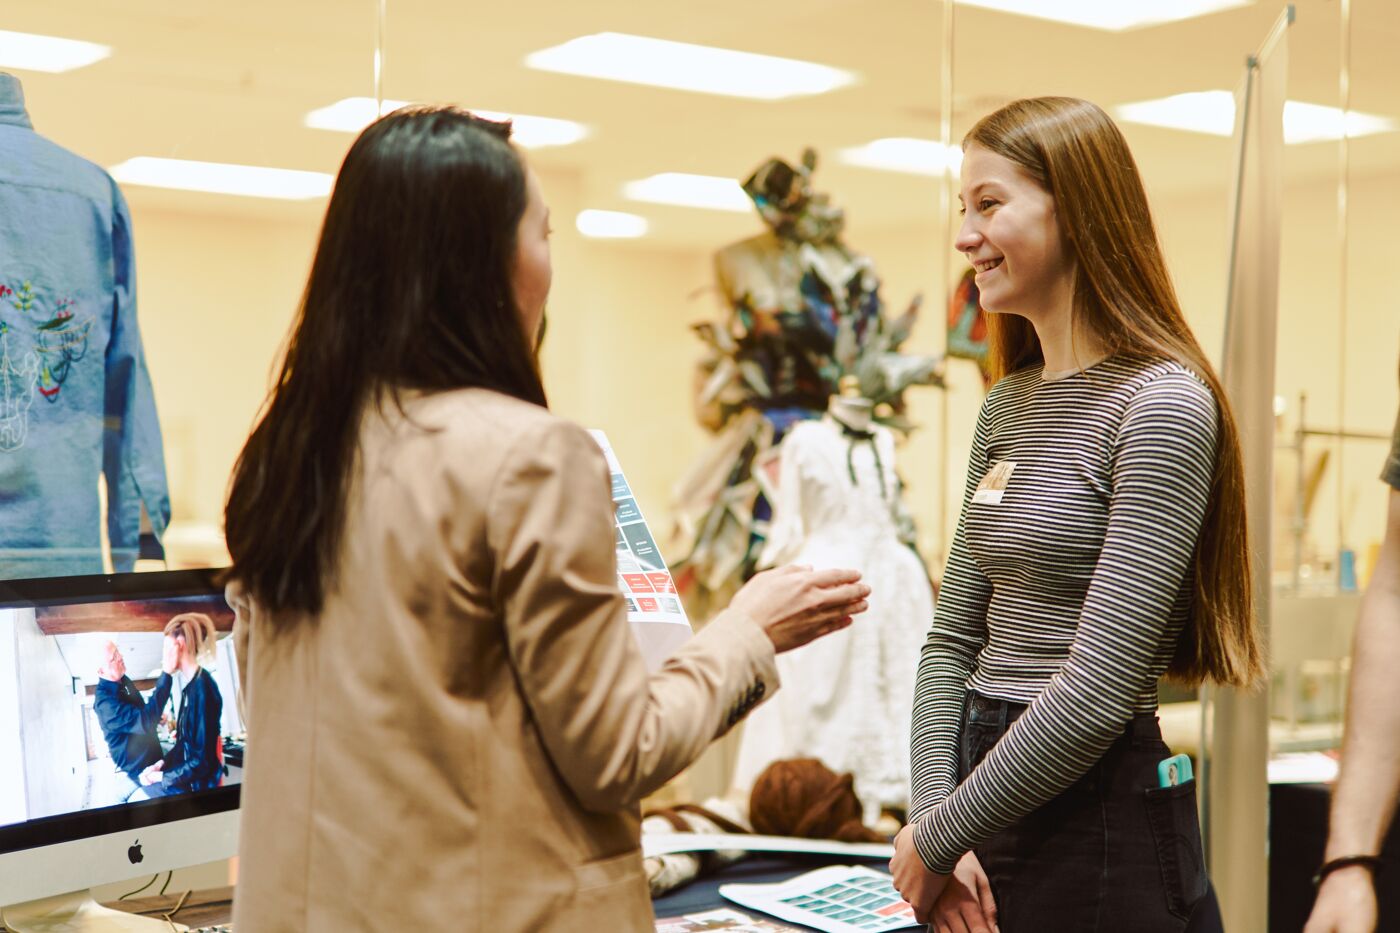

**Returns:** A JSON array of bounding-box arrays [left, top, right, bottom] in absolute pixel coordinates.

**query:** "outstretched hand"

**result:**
[[730, 564, 870, 654]]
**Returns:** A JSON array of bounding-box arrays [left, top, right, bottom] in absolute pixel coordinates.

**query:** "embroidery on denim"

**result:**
[[0, 329, 39, 450], [4, 281, 35, 314], [35, 299, 92, 403], [0, 280, 95, 441]]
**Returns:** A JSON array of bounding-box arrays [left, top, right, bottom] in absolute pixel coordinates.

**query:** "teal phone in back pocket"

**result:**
[[1157, 753, 1194, 787]]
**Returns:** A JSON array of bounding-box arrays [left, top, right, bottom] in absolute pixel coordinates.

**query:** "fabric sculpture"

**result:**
[[672, 149, 941, 618]]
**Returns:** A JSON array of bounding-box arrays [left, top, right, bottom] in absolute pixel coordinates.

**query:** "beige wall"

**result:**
[[130, 206, 316, 533]]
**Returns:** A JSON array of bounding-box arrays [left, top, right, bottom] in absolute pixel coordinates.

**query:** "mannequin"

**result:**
[[828, 375, 872, 432], [675, 150, 941, 621], [731, 374, 935, 822]]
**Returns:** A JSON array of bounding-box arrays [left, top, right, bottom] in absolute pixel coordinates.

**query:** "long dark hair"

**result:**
[[224, 107, 546, 617], [968, 97, 1262, 688]]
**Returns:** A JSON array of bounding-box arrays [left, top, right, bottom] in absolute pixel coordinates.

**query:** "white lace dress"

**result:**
[[731, 416, 935, 822]]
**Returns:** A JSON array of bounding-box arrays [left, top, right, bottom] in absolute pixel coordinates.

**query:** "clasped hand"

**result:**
[[891, 824, 999, 932]]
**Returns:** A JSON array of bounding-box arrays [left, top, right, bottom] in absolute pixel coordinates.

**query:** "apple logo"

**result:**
[[127, 840, 143, 864]]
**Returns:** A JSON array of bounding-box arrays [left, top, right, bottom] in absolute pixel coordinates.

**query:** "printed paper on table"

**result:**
[[720, 864, 920, 933]]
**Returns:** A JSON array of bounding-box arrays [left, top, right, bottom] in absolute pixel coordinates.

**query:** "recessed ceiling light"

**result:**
[[622, 173, 752, 212], [0, 29, 110, 73], [1115, 90, 1396, 144], [1114, 91, 1238, 136], [304, 97, 411, 132], [957, 0, 1253, 32], [110, 158, 332, 200], [839, 138, 963, 176], [576, 209, 649, 239], [1281, 100, 1396, 145], [525, 32, 856, 101], [304, 97, 588, 149]]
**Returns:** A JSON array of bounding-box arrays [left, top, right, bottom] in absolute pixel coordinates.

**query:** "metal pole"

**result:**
[[1335, 0, 1351, 579], [374, 0, 387, 115], [935, 0, 955, 565]]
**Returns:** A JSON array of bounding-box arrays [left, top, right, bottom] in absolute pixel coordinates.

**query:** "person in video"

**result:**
[[93, 639, 175, 803], [138, 613, 224, 794]]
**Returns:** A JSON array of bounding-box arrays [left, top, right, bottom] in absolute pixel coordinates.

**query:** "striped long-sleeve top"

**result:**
[[908, 355, 1219, 874]]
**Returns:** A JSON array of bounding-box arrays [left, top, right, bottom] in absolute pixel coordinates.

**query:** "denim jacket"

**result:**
[[0, 73, 169, 577]]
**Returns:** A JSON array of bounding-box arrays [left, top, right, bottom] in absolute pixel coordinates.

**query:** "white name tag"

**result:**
[[972, 460, 1017, 505]]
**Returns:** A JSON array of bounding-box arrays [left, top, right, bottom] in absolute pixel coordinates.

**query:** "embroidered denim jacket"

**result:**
[[0, 73, 169, 577]]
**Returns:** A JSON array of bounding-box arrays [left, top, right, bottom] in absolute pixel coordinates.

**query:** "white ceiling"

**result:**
[[6, 0, 1398, 248]]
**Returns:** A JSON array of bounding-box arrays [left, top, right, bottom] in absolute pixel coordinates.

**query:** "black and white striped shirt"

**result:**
[[909, 355, 1219, 874]]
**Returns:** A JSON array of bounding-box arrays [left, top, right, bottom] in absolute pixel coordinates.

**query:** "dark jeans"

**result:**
[[957, 691, 1225, 933]]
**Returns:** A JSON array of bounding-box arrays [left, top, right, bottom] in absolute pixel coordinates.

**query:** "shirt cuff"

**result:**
[[912, 809, 963, 875]]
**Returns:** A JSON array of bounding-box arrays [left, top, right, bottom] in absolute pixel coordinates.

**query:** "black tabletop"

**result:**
[[652, 853, 904, 931]]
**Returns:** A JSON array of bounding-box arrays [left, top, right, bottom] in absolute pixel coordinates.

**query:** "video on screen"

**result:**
[[0, 593, 244, 828]]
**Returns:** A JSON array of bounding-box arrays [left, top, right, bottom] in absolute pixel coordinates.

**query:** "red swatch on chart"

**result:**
[[622, 573, 655, 592], [637, 597, 660, 613], [646, 572, 676, 593]]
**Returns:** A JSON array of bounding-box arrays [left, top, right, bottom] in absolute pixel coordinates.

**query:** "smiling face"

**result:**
[[955, 143, 1075, 323]]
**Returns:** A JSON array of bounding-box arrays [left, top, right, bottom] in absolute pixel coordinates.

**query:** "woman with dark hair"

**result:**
[[889, 97, 1261, 932], [223, 107, 868, 932]]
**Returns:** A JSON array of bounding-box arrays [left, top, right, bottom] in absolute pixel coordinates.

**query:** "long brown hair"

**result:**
[[224, 108, 547, 618], [967, 97, 1263, 688]]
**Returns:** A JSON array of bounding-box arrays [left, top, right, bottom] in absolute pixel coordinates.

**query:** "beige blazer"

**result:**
[[229, 388, 778, 932]]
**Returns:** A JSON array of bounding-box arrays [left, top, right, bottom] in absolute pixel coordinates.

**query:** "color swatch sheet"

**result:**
[[720, 865, 920, 933], [589, 430, 692, 670]]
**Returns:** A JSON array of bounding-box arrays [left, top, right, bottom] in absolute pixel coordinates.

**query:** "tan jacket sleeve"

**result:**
[[488, 417, 779, 814]]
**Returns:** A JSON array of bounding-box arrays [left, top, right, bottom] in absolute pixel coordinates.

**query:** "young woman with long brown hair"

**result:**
[[889, 97, 1263, 932], [222, 107, 869, 931]]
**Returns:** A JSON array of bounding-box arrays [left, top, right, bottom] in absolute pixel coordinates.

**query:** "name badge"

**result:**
[[972, 460, 1017, 505]]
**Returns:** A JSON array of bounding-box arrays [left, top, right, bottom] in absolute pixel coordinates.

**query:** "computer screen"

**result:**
[[0, 570, 241, 915]]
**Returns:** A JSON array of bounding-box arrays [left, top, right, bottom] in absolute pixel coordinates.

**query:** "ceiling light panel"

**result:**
[[839, 138, 963, 175], [576, 210, 649, 239], [956, 0, 1253, 32], [0, 29, 110, 73], [304, 97, 411, 132], [304, 98, 587, 148], [1114, 91, 1397, 144], [526, 32, 856, 101], [1282, 100, 1396, 145], [622, 173, 752, 212], [110, 158, 333, 200]]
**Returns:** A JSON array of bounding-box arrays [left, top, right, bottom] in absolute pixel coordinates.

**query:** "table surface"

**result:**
[[105, 886, 233, 927], [102, 857, 884, 931], [653, 854, 895, 930]]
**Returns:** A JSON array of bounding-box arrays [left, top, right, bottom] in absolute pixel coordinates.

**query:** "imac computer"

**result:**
[[0, 569, 242, 932]]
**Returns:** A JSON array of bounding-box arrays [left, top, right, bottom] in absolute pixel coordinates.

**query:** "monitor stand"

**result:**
[[1, 890, 188, 932]]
